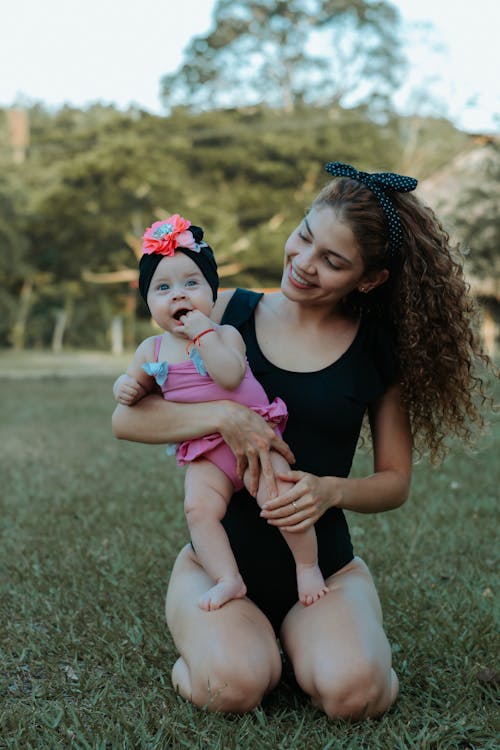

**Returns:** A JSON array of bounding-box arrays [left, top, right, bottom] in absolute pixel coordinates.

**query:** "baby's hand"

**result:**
[[113, 374, 146, 405], [180, 310, 215, 340]]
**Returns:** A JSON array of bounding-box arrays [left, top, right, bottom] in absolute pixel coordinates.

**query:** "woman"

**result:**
[[112, 162, 491, 719]]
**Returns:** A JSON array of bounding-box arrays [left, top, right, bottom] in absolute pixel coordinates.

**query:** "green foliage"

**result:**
[[0, 372, 498, 747], [0, 100, 477, 349], [161, 0, 405, 116], [454, 141, 500, 281]]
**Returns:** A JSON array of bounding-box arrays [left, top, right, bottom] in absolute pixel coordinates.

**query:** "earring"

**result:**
[[359, 286, 368, 293]]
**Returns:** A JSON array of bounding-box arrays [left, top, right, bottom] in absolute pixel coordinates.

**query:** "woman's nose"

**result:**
[[295, 249, 315, 275]]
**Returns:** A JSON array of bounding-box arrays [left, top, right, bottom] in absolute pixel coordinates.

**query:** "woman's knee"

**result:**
[[179, 651, 282, 713], [305, 658, 396, 721]]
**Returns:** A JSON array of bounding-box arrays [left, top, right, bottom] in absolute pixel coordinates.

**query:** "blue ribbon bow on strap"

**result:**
[[188, 345, 207, 376], [142, 361, 169, 387], [325, 161, 418, 260]]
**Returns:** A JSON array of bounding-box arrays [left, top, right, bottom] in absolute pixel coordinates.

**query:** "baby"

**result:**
[[113, 214, 329, 611]]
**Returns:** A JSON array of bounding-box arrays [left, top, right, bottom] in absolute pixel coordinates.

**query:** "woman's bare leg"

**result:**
[[280, 557, 398, 721], [165, 545, 282, 712], [184, 460, 246, 611], [251, 451, 329, 606]]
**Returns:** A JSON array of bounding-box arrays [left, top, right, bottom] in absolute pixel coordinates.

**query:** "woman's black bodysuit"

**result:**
[[220, 289, 395, 632]]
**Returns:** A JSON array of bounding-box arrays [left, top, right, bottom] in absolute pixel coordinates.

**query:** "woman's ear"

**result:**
[[358, 268, 389, 294]]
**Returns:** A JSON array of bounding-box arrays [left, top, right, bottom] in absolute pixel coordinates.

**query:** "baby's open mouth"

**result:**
[[173, 308, 191, 321]]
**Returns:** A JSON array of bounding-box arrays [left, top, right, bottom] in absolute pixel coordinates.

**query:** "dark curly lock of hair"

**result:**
[[313, 177, 496, 463]]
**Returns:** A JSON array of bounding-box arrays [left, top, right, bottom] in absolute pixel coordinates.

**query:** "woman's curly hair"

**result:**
[[313, 177, 496, 463]]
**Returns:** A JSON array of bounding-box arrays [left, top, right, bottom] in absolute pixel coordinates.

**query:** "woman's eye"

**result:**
[[325, 256, 341, 270], [298, 232, 310, 242]]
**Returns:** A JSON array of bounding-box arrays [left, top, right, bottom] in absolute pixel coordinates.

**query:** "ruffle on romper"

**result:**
[[175, 396, 288, 466]]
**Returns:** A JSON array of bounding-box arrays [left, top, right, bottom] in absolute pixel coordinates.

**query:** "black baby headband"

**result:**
[[325, 161, 418, 259], [139, 214, 219, 303]]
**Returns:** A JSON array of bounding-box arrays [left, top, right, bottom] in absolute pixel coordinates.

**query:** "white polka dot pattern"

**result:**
[[325, 161, 418, 260]]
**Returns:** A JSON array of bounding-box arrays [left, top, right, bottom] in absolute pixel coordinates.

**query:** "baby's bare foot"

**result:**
[[198, 575, 247, 611], [296, 563, 330, 606]]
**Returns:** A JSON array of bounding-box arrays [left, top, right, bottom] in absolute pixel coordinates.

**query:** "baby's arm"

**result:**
[[181, 311, 246, 390], [113, 338, 157, 405]]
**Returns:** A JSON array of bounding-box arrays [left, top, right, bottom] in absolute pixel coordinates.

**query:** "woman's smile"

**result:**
[[288, 263, 316, 289]]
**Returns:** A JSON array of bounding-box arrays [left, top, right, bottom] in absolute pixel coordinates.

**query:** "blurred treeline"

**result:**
[[0, 103, 476, 352], [0, 0, 498, 352]]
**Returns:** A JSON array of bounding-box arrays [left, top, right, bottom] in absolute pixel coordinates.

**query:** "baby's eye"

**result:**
[[158, 283, 169, 291], [185, 280, 198, 287]]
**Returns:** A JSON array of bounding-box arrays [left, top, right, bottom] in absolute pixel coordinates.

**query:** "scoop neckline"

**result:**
[[250, 312, 364, 376]]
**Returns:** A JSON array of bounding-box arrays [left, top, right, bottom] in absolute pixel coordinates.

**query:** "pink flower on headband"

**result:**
[[141, 214, 198, 256]]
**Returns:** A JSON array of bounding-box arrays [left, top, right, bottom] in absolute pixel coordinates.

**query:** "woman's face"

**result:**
[[146, 252, 214, 334], [281, 205, 371, 307]]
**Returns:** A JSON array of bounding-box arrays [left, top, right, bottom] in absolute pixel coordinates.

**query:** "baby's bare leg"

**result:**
[[248, 452, 329, 607], [184, 460, 246, 611]]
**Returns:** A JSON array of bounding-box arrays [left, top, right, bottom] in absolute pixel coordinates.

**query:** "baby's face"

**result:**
[[147, 252, 214, 333]]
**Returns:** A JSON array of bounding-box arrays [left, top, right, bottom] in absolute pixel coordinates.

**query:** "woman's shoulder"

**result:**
[[362, 314, 396, 353], [355, 314, 398, 395], [216, 288, 265, 327], [212, 289, 236, 323]]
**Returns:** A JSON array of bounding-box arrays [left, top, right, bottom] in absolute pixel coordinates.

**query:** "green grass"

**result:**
[[0, 374, 498, 749]]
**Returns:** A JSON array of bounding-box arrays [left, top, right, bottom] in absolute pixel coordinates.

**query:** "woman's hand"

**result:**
[[218, 402, 295, 498], [259, 471, 338, 532]]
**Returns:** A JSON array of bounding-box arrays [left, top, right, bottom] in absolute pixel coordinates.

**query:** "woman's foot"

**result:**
[[296, 563, 330, 606], [198, 574, 247, 611]]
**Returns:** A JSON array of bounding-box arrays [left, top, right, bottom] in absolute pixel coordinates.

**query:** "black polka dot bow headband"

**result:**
[[325, 161, 418, 260]]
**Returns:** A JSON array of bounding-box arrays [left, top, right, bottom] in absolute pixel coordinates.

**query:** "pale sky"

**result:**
[[1, 0, 498, 133]]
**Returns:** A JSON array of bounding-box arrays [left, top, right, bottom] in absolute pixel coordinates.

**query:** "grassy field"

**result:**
[[0, 365, 498, 749]]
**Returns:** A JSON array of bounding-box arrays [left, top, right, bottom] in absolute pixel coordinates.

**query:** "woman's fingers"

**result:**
[[244, 450, 261, 497], [220, 401, 294, 496], [258, 452, 278, 499], [261, 496, 299, 516], [271, 436, 295, 466], [265, 508, 315, 531], [235, 451, 248, 484], [260, 473, 321, 528], [261, 475, 306, 512], [263, 493, 317, 530]]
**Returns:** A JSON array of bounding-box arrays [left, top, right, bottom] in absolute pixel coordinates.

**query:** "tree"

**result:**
[[161, 0, 405, 115], [453, 141, 500, 285], [0, 172, 33, 348], [0, 100, 471, 350], [419, 139, 500, 287]]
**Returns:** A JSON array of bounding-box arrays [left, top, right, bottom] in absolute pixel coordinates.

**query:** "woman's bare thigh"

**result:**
[[280, 557, 397, 719], [165, 544, 282, 712]]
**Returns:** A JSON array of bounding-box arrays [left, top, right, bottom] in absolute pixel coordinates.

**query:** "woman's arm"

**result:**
[[112, 395, 224, 444], [260, 384, 412, 530], [333, 381, 412, 513], [112, 396, 295, 496]]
